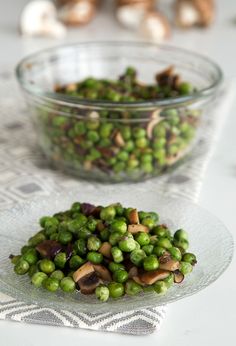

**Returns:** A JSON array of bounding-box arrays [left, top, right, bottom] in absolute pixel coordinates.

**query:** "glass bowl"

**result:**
[[16, 42, 222, 183], [0, 187, 233, 313]]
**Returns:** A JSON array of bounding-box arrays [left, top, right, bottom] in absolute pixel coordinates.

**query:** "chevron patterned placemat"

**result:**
[[0, 71, 234, 334]]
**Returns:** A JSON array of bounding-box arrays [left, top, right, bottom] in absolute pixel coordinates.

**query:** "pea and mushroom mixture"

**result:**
[[36, 66, 200, 182], [10, 201, 197, 301]]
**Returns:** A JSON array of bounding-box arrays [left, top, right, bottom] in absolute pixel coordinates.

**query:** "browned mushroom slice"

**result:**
[[159, 252, 172, 264], [159, 259, 180, 271], [114, 131, 125, 147], [139, 269, 170, 285], [128, 266, 138, 279], [128, 209, 140, 224], [128, 224, 149, 234], [99, 242, 112, 258], [133, 276, 146, 286], [146, 109, 162, 139], [73, 261, 95, 283], [78, 272, 102, 294], [173, 270, 184, 283], [92, 264, 112, 282]]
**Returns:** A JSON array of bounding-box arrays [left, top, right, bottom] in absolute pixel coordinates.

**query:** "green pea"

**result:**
[[60, 277, 76, 293], [113, 269, 128, 283], [50, 233, 59, 241], [71, 202, 81, 212], [86, 120, 99, 130], [95, 285, 110, 302], [54, 252, 67, 269], [182, 253, 197, 265], [152, 225, 170, 238], [31, 272, 47, 287], [138, 211, 149, 221], [110, 219, 127, 234], [87, 217, 97, 232], [135, 137, 148, 149], [180, 261, 193, 275], [77, 228, 92, 240], [120, 126, 131, 140], [14, 259, 30, 275], [100, 206, 116, 221], [153, 246, 166, 257], [164, 273, 174, 288], [108, 262, 125, 273], [73, 121, 85, 135], [174, 229, 188, 241], [69, 255, 85, 269], [156, 238, 172, 250], [152, 138, 167, 150], [74, 239, 87, 256], [28, 232, 46, 247], [135, 232, 150, 246], [169, 247, 182, 261], [141, 153, 152, 163], [68, 216, 87, 233], [173, 239, 189, 251], [58, 231, 73, 245], [87, 251, 103, 264], [21, 245, 32, 255], [109, 232, 123, 246], [133, 128, 146, 139], [50, 270, 64, 281], [127, 157, 139, 169], [143, 255, 159, 271], [111, 247, 124, 263], [10, 255, 21, 265], [28, 264, 39, 277], [22, 248, 38, 265], [142, 217, 156, 230], [114, 203, 124, 216], [100, 228, 110, 241], [87, 130, 99, 143], [125, 279, 142, 296], [153, 281, 168, 294], [43, 277, 59, 292], [141, 162, 153, 173], [142, 244, 154, 256], [118, 238, 136, 252], [87, 236, 101, 251], [99, 123, 113, 138], [124, 140, 135, 152], [117, 150, 129, 162], [179, 82, 193, 95], [130, 249, 146, 266], [108, 282, 125, 299], [39, 259, 55, 274], [113, 161, 125, 173]]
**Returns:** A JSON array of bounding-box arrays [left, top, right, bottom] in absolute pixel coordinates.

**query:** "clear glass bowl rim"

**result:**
[[15, 41, 223, 110]]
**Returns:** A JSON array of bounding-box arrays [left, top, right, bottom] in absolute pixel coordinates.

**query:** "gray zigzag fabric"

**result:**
[[0, 72, 234, 334]]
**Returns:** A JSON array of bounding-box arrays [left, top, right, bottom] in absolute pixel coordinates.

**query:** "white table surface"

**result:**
[[0, 0, 235, 345]]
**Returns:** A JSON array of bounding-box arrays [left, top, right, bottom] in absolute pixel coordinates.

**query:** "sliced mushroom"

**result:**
[[146, 109, 162, 139], [159, 259, 180, 271], [93, 264, 112, 282], [128, 266, 138, 279], [139, 269, 170, 285], [133, 275, 146, 286], [173, 270, 184, 283], [73, 261, 95, 283], [99, 242, 112, 258], [159, 252, 172, 264], [128, 224, 149, 234], [128, 209, 140, 224], [114, 131, 125, 147], [78, 272, 102, 294]]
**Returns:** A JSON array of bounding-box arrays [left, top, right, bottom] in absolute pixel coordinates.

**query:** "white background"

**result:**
[[0, 0, 235, 345]]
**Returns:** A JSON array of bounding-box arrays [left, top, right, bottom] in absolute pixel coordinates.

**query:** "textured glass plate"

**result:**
[[0, 186, 233, 313]]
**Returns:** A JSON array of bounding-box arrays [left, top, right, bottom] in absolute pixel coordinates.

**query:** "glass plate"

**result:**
[[0, 186, 233, 313]]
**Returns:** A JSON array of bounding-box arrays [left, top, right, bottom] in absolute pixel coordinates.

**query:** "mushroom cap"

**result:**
[[78, 272, 102, 294], [140, 11, 171, 43], [20, 0, 66, 38]]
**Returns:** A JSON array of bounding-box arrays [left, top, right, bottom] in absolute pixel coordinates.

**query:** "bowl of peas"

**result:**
[[16, 42, 222, 182]]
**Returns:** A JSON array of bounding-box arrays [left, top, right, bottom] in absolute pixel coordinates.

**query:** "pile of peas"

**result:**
[[36, 66, 200, 182], [10, 201, 197, 302]]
